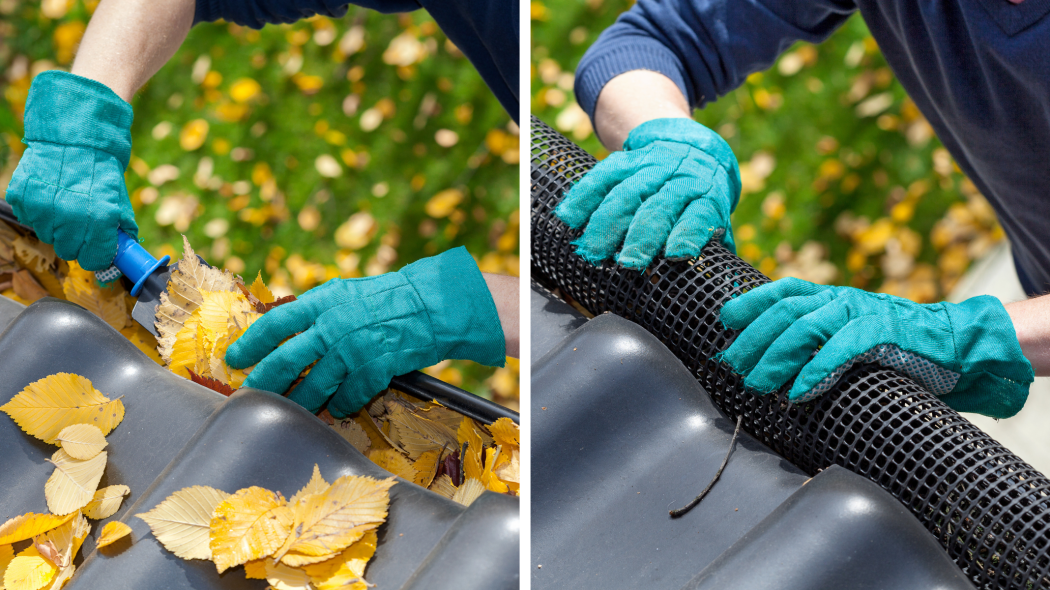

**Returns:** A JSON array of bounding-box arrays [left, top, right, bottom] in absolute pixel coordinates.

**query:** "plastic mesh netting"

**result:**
[[530, 116, 1050, 590]]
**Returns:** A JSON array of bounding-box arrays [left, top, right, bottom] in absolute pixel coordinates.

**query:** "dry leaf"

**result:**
[[29, 539, 61, 570], [62, 261, 129, 331], [263, 559, 312, 590], [12, 270, 50, 303], [303, 531, 377, 590], [209, 487, 293, 573], [0, 373, 125, 444], [412, 449, 443, 488], [277, 476, 395, 560], [54, 424, 108, 460], [83, 485, 130, 520], [11, 236, 55, 274], [45, 449, 107, 515], [332, 420, 370, 454], [155, 236, 238, 361], [457, 419, 484, 483], [0, 514, 76, 545], [289, 465, 329, 506], [367, 449, 418, 481], [451, 478, 486, 507], [120, 323, 164, 365], [249, 272, 275, 304], [43, 516, 91, 590], [353, 413, 395, 453], [186, 369, 235, 396], [0, 545, 14, 585], [243, 559, 267, 579], [4, 547, 56, 590], [388, 406, 457, 460], [495, 449, 520, 487], [136, 485, 230, 560], [487, 418, 519, 449], [429, 475, 456, 500], [96, 522, 132, 548]]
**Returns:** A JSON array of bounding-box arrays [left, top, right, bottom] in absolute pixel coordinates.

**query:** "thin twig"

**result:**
[[669, 415, 743, 518]]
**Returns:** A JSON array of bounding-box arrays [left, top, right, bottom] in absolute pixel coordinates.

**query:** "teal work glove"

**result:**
[[718, 278, 1034, 419], [554, 118, 741, 270], [225, 247, 506, 418], [5, 71, 138, 271]]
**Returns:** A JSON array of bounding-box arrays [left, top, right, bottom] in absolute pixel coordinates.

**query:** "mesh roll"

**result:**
[[530, 116, 1050, 590]]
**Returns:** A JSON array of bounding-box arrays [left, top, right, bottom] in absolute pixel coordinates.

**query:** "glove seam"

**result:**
[[22, 138, 129, 168]]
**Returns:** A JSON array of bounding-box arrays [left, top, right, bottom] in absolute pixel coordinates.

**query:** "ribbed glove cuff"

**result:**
[[23, 71, 134, 169], [400, 246, 507, 368]]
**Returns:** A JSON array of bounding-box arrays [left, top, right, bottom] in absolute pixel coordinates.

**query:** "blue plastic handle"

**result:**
[[114, 230, 170, 297]]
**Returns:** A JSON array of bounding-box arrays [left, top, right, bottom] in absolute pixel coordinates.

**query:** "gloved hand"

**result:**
[[226, 247, 506, 417], [718, 278, 1034, 419], [5, 71, 138, 271], [554, 118, 741, 270]]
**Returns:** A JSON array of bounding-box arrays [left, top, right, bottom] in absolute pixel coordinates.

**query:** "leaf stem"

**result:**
[[669, 415, 742, 518]]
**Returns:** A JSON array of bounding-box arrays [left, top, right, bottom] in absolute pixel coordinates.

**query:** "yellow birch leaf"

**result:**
[[83, 485, 130, 520], [243, 559, 267, 579], [332, 419, 370, 454], [168, 320, 206, 379], [352, 413, 393, 453], [55, 424, 107, 460], [495, 448, 520, 490], [428, 475, 456, 500], [418, 403, 469, 433], [120, 323, 163, 365], [249, 272, 275, 304], [486, 417, 519, 449], [95, 522, 132, 548], [0, 545, 14, 583], [479, 447, 509, 494], [412, 449, 442, 488], [264, 559, 312, 590], [303, 531, 377, 590], [45, 449, 107, 515], [0, 514, 76, 546], [388, 406, 457, 460], [61, 261, 129, 331], [42, 516, 90, 590], [195, 291, 254, 343], [451, 478, 486, 507], [367, 449, 418, 481], [277, 476, 395, 559], [0, 373, 125, 444], [457, 419, 484, 482], [209, 487, 293, 573], [155, 236, 238, 361], [136, 485, 229, 561], [289, 465, 329, 506], [4, 548, 55, 590]]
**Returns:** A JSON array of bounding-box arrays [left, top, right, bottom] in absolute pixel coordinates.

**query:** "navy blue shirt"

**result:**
[[194, 0, 519, 122], [576, 0, 1050, 296]]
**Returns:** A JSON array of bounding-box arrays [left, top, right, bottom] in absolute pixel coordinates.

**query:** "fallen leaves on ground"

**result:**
[[138, 466, 394, 588]]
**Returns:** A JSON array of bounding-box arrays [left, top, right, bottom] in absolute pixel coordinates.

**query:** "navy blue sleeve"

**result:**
[[574, 0, 856, 121], [194, 0, 519, 122]]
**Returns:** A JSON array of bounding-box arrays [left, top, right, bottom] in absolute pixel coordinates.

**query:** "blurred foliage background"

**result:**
[[532, 0, 1003, 304], [0, 0, 519, 408]]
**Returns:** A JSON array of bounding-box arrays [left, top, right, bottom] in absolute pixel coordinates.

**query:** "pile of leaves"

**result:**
[[0, 373, 134, 590], [137, 466, 394, 590], [324, 391, 519, 506]]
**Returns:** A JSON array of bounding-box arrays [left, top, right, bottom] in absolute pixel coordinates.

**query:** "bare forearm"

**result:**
[[71, 0, 196, 102], [1005, 294, 1050, 375], [592, 70, 693, 151], [483, 273, 519, 358]]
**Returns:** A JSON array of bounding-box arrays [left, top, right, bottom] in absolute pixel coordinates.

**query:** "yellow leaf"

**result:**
[[457, 418, 484, 482], [0, 514, 76, 546], [289, 465, 329, 506], [12, 268, 50, 304], [486, 418, 519, 449], [209, 487, 293, 573], [243, 559, 267, 579], [120, 323, 164, 365], [249, 272, 275, 304], [61, 261, 129, 331], [277, 476, 395, 559], [37, 515, 90, 571], [0, 373, 125, 445], [451, 478, 486, 507], [168, 320, 206, 379], [388, 406, 457, 460], [83, 485, 131, 520], [136, 485, 229, 561], [195, 291, 256, 343], [54, 424, 107, 461], [418, 403, 467, 433], [45, 449, 107, 515], [180, 119, 209, 151], [303, 531, 377, 590], [352, 413, 394, 453], [332, 419, 370, 454], [95, 522, 132, 548], [155, 236, 239, 362], [425, 188, 463, 218], [480, 447, 510, 494], [4, 548, 56, 590], [494, 448, 520, 489], [412, 449, 442, 488], [367, 449, 418, 481], [0, 545, 13, 585], [264, 559, 312, 590], [428, 475, 456, 500]]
